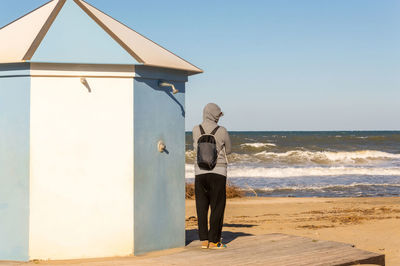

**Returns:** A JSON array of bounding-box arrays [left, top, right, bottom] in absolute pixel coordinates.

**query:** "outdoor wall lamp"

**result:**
[[158, 80, 178, 94]]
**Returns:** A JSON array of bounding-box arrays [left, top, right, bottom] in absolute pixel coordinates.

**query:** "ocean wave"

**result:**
[[185, 164, 400, 179], [186, 149, 400, 165], [240, 142, 277, 148], [186, 150, 261, 164], [243, 183, 400, 197], [254, 150, 400, 164], [330, 134, 400, 141]]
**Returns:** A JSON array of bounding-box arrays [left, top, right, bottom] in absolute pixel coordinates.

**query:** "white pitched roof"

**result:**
[[0, 1, 62, 63], [0, 0, 203, 74]]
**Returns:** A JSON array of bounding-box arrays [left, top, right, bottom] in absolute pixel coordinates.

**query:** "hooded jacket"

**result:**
[[192, 103, 232, 177]]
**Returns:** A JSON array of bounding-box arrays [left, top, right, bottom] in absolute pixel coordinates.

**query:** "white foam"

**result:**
[[187, 149, 400, 165], [241, 142, 277, 148], [254, 150, 400, 164], [185, 164, 400, 179]]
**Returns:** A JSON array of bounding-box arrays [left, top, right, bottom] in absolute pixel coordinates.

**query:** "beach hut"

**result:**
[[0, 0, 202, 261]]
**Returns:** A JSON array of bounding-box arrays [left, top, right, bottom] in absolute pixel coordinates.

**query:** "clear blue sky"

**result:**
[[1, 0, 399, 131]]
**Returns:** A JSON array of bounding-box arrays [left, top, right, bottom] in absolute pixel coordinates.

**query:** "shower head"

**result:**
[[158, 80, 179, 94]]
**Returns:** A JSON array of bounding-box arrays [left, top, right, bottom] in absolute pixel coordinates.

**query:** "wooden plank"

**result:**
[[173, 235, 384, 265], [157, 234, 384, 266], [274, 247, 373, 266]]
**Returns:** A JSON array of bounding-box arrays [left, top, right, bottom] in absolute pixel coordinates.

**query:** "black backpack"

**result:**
[[196, 125, 220, 170]]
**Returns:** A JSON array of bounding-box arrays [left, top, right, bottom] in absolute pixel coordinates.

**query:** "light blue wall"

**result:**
[[133, 70, 186, 255], [31, 0, 137, 65], [0, 76, 30, 261]]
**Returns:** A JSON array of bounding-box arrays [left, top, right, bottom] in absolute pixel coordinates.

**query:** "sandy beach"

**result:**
[[0, 197, 398, 265], [186, 197, 400, 265]]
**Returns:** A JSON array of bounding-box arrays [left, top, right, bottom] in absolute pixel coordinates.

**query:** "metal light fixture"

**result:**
[[158, 80, 178, 94]]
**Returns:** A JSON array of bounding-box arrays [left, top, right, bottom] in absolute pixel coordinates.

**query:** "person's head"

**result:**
[[203, 103, 224, 123]]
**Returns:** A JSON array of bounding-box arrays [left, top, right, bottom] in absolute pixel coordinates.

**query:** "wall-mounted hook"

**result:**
[[80, 77, 91, 93]]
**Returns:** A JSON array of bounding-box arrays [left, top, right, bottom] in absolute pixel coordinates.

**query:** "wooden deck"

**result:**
[[133, 233, 385, 266], [0, 233, 385, 266]]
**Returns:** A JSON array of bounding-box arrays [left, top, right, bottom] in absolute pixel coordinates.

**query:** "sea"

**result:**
[[185, 131, 400, 197]]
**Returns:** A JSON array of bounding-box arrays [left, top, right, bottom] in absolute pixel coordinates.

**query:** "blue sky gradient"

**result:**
[[1, 0, 399, 130]]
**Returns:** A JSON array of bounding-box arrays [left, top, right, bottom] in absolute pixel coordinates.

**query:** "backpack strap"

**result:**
[[210, 126, 220, 135], [199, 124, 205, 135]]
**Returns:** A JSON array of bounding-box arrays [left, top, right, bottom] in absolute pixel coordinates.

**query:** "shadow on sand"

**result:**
[[186, 227, 254, 246], [223, 223, 257, 228]]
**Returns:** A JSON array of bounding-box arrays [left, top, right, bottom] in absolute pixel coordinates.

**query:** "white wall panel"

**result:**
[[29, 76, 134, 260]]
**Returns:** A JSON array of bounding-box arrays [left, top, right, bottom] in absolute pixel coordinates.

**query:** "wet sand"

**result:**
[[186, 197, 400, 265]]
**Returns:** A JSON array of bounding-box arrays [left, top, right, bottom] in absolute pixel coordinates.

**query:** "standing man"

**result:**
[[192, 103, 232, 249]]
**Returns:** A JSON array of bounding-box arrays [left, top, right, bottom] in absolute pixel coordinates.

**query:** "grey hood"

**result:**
[[203, 103, 223, 124]]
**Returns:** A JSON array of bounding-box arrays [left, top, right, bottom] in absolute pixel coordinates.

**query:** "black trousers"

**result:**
[[195, 173, 227, 243]]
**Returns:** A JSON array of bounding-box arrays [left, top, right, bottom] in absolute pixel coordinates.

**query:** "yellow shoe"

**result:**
[[209, 242, 226, 250], [201, 241, 209, 249]]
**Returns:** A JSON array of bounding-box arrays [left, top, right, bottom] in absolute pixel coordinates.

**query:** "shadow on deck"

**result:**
[[185, 227, 254, 246]]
